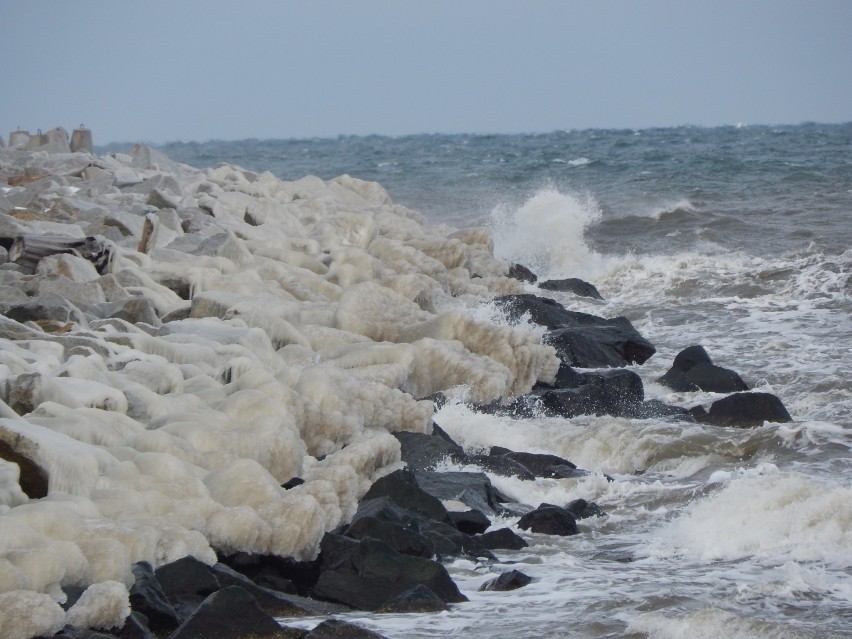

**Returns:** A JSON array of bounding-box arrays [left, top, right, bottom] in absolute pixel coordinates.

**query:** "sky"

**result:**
[[2, 1, 851, 144]]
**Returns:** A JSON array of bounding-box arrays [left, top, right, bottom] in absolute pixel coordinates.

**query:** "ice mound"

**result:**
[[0, 143, 559, 620]]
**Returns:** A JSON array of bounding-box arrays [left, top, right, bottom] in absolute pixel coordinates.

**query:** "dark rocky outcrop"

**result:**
[[479, 569, 533, 592], [448, 508, 491, 535], [168, 586, 293, 639], [154, 556, 220, 621], [539, 277, 603, 300], [413, 470, 509, 517], [517, 504, 580, 536], [693, 391, 792, 427], [393, 428, 464, 471], [658, 345, 749, 393], [493, 294, 655, 367], [361, 469, 453, 525], [475, 527, 529, 550], [312, 534, 468, 611]]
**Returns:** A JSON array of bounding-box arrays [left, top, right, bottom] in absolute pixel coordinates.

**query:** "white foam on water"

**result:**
[[489, 188, 605, 280], [627, 606, 821, 639], [648, 466, 852, 566]]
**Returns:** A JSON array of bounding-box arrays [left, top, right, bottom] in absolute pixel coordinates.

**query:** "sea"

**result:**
[[125, 123, 852, 638]]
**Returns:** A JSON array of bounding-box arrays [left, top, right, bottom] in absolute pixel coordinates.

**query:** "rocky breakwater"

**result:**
[[0, 139, 562, 638]]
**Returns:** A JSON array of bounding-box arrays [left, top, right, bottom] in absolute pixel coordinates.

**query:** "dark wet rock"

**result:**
[[539, 277, 603, 300], [698, 391, 792, 427], [351, 481, 494, 560], [475, 527, 529, 550], [128, 561, 180, 634], [488, 447, 582, 480], [658, 345, 749, 393], [564, 498, 606, 519], [312, 534, 468, 611], [494, 294, 655, 367], [517, 504, 580, 536], [361, 468, 452, 525], [393, 429, 464, 471], [209, 562, 336, 617], [621, 399, 695, 421], [413, 470, 509, 516], [377, 584, 449, 614], [116, 611, 158, 639], [169, 586, 291, 639], [305, 619, 388, 639], [153, 556, 220, 620], [479, 569, 533, 592], [216, 552, 321, 597], [535, 361, 586, 390], [507, 263, 537, 283], [462, 453, 536, 480], [345, 497, 435, 558], [449, 508, 491, 535], [545, 320, 656, 368]]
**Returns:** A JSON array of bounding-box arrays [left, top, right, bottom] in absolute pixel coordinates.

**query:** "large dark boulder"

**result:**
[[208, 562, 338, 617], [215, 552, 320, 597], [488, 447, 581, 480], [448, 508, 491, 535], [117, 611, 158, 639], [393, 429, 464, 471], [479, 569, 533, 592], [539, 278, 603, 300], [128, 562, 181, 634], [169, 586, 292, 639], [517, 504, 579, 536], [345, 496, 435, 558], [361, 468, 452, 525], [413, 470, 509, 516], [312, 534, 467, 611], [658, 345, 749, 393], [154, 556, 220, 620], [475, 527, 529, 550], [540, 369, 644, 419], [462, 453, 536, 480], [493, 294, 655, 367], [698, 392, 792, 427]]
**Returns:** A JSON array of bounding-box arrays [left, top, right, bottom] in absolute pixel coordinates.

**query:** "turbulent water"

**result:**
[[138, 123, 852, 638]]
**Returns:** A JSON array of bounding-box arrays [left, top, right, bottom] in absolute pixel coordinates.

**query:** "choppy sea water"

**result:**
[[127, 124, 852, 638]]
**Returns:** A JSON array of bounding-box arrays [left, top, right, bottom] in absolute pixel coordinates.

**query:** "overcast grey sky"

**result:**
[[2, 1, 850, 144]]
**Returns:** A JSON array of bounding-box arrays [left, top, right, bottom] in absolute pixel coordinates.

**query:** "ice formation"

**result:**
[[0, 144, 559, 631]]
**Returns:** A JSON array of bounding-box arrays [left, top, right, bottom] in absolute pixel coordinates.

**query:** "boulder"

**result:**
[[507, 263, 537, 283], [413, 470, 508, 516], [448, 508, 491, 535], [698, 392, 792, 427], [479, 569, 533, 592], [517, 504, 579, 536], [564, 498, 606, 519], [475, 527, 528, 550], [488, 447, 578, 479], [658, 345, 749, 393], [539, 277, 603, 300], [305, 619, 388, 639], [153, 556, 220, 621], [116, 611, 158, 639], [312, 534, 467, 610], [345, 497, 435, 558], [169, 586, 292, 639], [462, 453, 536, 480], [376, 584, 448, 613], [361, 468, 452, 525], [393, 429, 464, 471], [128, 561, 181, 634], [215, 552, 321, 599]]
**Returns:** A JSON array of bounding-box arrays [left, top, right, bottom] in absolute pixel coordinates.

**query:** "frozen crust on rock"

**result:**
[[0, 145, 559, 624]]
